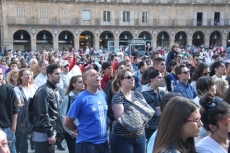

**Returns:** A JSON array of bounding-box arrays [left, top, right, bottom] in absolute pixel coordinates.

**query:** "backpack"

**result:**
[[18, 86, 34, 135]]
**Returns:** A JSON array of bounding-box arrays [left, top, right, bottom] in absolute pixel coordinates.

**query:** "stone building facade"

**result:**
[[1, 0, 230, 52]]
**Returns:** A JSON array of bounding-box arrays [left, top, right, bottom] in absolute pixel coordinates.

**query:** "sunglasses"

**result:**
[[182, 71, 190, 74], [220, 65, 225, 68], [195, 59, 202, 61], [203, 72, 210, 76], [124, 75, 134, 79]]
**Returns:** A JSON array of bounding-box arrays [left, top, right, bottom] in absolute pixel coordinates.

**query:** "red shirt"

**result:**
[[101, 75, 112, 91]]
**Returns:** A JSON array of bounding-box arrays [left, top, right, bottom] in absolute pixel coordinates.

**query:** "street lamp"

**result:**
[[124, 34, 127, 39], [179, 33, 182, 40], [86, 34, 88, 40], [64, 32, 67, 39], [105, 34, 108, 39], [161, 33, 164, 40], [43, 31, 46, 39], [143, 34, 146, 40], [197, 33, 200, 39], [214, 32, 217, 39], [20, 31, 23, 39]]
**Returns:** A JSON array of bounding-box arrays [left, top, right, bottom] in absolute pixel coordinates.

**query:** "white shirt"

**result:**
[[14, 84, 38, 102], [196, 136, 227, 153], [34, 73, 47, 87], [211, 75, 226, 81]]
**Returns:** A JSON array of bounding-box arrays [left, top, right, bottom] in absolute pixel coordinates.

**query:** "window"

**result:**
[[17, 8, 25, 19], [82, 10, 91, 21], [197, 12, 203, 26], [39, 9, 49, 20], [214, 12, 220, 25], [61, 10, 70, 19], [178, 11, 185, 20], [103, 11, 110, 22], [142, 12, 149, 23], [123, 11, 130, 22]]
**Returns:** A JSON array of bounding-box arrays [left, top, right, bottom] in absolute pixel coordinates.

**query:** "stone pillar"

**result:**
[[74, 36, 79, 50], [169, 39, 175, 48], [152, 38, 157, 50], [53, 37, 58, 50], [187, 38, 192, 47], [223, 38, 227, 48], [114, 37, 119, 50], [31, 37, 36, 51], [204, 38, 209, 47], [94, 37, 99, 51]]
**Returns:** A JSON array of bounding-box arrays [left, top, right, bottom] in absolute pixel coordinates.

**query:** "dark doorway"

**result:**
[[197, 12, 203, 26]]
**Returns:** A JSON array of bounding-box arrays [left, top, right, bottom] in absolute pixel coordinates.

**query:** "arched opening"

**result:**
[[157, 31, 169, 48], [58, 31, 74, 51], [79, 31, 94, 50], [138, 31, 152, 45], [119, 31, 133, 49], [13, 30, 31, 51], [99, 31, 114, 52], [209, 31, 221, 47], [36, 30, 53, 51], [192, 31, 204, 47], [174, 31, 187, 47]]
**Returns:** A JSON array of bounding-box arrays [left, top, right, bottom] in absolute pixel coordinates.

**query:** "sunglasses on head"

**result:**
[[182, 71, 190, 74], [124, 75, 134, 79]]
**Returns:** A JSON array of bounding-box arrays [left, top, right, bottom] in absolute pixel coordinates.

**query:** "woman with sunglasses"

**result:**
[[110, 68, 154, 153], [191, 63, 210, 93], [196, 92, 230, 153], [13, 68, 38, 153], [60, 75, 85, 153], [153, 96, 202, 153]]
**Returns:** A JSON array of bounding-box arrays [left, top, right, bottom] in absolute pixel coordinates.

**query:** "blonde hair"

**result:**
[[16, 68, 34, 86], [7, 70, 18, 86], [29, 59, 39, 78], [215, 79, 228, 99]]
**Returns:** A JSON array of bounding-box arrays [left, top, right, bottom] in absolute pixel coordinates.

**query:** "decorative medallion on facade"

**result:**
[[152, 29, 158, 36], [133, 29, 139, 35], [30, 27, 36, 36], [114, 28, 120, 36], [223, 28, 228, 35], [206, 29, 211, 35], [94, 28, 100, 36], [188, 29, 193, 36], [52, 28, 59, 36], [74, 29, 80, 35], [170, 29, 176, 35]]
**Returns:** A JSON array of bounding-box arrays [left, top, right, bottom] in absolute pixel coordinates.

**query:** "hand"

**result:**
[[48, 135, 56, 144], [11, 127, 16, 134], [71, 132, 77, 138]]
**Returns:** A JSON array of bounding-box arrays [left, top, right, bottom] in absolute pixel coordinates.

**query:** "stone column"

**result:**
[[223, 38, 227, 48], [114, 37, 119, 50], [151, 37, 157, 50], [187, 38, 192, 47], [204, 38, 209, 47], [74, 36, 79, 50], [31, 37, 36, 51], [94, 37, 99, 51], [53, 37, 58, 50], [169, 39, 175, 48]]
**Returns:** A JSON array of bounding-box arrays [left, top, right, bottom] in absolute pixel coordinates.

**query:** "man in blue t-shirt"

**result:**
[[64, 68, 109, 153]]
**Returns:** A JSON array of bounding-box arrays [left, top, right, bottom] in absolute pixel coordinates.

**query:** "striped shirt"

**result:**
[[111, 91, 145, 134]]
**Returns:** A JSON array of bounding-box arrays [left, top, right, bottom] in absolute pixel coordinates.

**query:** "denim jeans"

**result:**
[[110, 133, 146, 153], [2, 127, 16, 153]]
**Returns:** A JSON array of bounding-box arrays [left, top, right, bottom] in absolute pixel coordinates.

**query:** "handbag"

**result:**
[[117, 92, 155, 134]]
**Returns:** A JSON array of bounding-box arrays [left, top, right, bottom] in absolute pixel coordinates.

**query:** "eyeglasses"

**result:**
[[22, 73, 32, 76], [64, 65, 69, 68], [195, 59, 202, 61], [220, 65, 225, 68], [182, 71, 190, 74], [203, 72, 211, 76], [187, 118, 202, 126], [124, 75, 134, 79]]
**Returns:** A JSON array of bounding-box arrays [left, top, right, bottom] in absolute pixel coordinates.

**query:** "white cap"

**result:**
[[60, 60, 69, 67]]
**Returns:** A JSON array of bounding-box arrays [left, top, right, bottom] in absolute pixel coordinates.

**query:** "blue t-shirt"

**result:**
[[67, 90, 108, 144]]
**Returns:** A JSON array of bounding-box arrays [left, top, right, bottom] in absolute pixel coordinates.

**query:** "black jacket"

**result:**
[[33, 81, 58, 137]]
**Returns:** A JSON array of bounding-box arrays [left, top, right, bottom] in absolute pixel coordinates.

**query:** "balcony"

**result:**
[[7, 16, 230, 27]]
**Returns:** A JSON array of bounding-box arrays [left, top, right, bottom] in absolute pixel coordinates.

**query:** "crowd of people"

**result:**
[[0, 41, 230, 153]]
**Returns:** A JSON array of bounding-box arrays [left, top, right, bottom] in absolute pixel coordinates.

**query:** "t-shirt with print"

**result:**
[[14, 84, 38, 103], [67, 90, 108, 144]]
